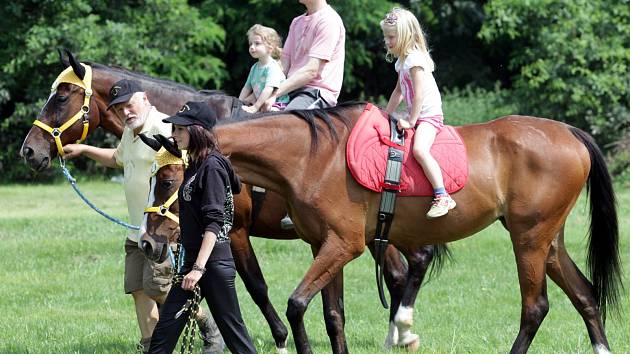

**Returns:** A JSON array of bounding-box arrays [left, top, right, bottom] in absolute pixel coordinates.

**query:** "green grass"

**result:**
[[1, 181, 629, 353]]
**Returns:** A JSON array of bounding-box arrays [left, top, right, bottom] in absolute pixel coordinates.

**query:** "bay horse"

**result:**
[[20, 51, 446, 351], [204, 103, 623, 354]]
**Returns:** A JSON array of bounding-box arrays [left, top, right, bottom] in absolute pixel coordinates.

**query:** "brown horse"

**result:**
[[204, 103, 622, 354], [20, 51, 445, 351]]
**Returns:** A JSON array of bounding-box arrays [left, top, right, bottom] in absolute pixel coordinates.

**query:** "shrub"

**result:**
[[442, 84, 518, 126], [480, 0, 630, 146]]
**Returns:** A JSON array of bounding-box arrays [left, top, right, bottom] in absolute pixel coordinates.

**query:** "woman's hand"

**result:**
[[182, 269, 203, 291], [397, 118, 413, 130]]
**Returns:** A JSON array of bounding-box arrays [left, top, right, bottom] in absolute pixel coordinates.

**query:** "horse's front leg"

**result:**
[[230, 227, 289, 353], [286, 234, 363, 354], [393, 245, 442, 351], [367, 243, 408, 349]]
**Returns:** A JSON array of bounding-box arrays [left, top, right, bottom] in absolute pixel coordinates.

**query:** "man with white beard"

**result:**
[[63, 79, 224, 354]]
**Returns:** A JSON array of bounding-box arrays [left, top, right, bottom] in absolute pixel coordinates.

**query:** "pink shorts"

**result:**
[[272, 102, 288, 110], [414, 115, 444, 132]]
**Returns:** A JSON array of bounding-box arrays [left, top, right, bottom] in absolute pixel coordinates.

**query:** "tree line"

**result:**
[[1, 0, 628, 181]]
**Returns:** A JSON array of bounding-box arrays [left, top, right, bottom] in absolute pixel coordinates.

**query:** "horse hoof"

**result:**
[[398, 334, 420, 352], [404, 337, 420, 352], [276, 346, 289, 354]]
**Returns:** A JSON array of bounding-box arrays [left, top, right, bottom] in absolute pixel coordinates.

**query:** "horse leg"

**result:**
[[546, 227, 611, 353], [392, 245, 438, 351], [318, 259, 347, 354], [367, 243, 408, 349], [286, 235, 363, 354], [230, 228, 289, 353], [509, 226, 556, 354]]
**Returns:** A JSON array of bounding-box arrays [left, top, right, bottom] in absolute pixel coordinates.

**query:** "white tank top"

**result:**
[[395, 51, 443, 119]]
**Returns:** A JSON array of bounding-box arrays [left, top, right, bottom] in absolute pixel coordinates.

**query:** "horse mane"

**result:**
[[222, 101, 366, 152], [86, 62, 227, 98], [291, 101, 361, 145]]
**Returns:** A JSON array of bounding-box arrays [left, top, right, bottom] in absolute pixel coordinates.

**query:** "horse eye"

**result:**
[[56, 95, 68, 103], [161, 180, 174, 189]]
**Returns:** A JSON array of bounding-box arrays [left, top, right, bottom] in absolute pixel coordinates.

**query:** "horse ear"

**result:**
[[138, 133, 162, 152], [58, 48, 70, 67], [154, 134, 182, 158], [65, 49, 85, 80]]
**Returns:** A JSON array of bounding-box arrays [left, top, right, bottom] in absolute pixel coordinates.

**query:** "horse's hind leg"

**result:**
[[546, 227, 610, 353], [509, 223, 557, 354], [230, 228, 289, 352]]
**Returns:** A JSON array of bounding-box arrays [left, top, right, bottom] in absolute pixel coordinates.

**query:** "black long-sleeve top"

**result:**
[[178, 150, 241, 262]]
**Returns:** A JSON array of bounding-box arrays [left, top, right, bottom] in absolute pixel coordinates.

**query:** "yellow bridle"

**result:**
[[144, 148, 188, 224], [33, 64, 93, 157]]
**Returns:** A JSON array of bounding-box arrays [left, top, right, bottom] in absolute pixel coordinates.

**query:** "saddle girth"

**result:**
[[374, 116, 405, 309], [249, 186, 267, 233]]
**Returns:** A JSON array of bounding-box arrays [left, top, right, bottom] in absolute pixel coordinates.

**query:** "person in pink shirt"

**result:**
[[261, 0, 345, 112], [260, 0, 346, 230]]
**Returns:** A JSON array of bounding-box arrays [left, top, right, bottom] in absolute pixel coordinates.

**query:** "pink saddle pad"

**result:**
[[346, 103, 468, 197]]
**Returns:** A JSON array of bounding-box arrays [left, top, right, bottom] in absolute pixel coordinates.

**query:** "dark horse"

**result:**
[[186, 104, 621, 354], [20, 51, 446, 351]]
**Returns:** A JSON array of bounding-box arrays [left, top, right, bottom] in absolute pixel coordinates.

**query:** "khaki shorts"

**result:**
[[124, 238, 173, 298]]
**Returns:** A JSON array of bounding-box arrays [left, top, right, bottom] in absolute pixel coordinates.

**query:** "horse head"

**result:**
[[20, 50, 121, 172], [138, 133, 186, 263]]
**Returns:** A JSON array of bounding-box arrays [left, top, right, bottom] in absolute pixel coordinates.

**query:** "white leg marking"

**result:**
[[384, 321, 399, 349], [394, 306, 419, 349], [593, 343, 611, 354], [394, 306, 414, 327]]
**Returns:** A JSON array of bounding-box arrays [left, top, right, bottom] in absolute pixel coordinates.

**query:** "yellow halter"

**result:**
[[33, 64, 93, 157], [144, 148, 188, 224]]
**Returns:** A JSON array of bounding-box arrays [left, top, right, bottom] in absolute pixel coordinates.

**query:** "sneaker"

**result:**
[[280, 214, 294, 230], [426, 195, 456, 219], [197, 309, 225, 354]]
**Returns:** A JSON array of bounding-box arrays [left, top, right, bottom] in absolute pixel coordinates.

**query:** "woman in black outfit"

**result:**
[[148, 101, 257, 354]]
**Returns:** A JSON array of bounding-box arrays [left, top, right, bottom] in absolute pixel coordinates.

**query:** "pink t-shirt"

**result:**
[[282, 5, 345, 105]]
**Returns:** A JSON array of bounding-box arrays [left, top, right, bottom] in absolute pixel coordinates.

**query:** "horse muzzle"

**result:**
[[139, 233, 169, 263], [21, 130, 53, 172], [22, 147, 50, 172]]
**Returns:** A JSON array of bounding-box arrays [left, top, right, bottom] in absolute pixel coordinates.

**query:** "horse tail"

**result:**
[[427, 244, 452, 281], [570, 127, 623, 322]]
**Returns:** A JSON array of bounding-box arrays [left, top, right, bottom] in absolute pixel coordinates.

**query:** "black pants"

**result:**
[[148, 259, 257, 354]]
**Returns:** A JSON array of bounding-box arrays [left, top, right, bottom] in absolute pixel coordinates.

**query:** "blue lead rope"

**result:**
[[59, 158, 176, 266], [60, 158, 140, 230]]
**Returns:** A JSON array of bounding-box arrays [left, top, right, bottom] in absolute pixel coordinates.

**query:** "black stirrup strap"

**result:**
[[374, 115, 405, 309]]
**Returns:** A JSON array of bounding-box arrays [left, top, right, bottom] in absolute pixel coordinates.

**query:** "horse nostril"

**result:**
[[22, 146, 34, 159], [141, 241, 152, 256]]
